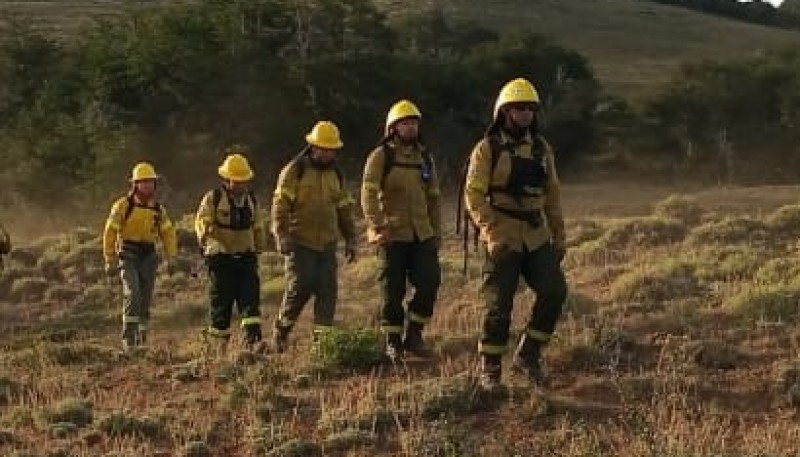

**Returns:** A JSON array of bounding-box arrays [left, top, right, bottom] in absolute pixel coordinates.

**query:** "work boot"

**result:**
[[385, 333, 404, 362], [403, 322, 432, 357], [512, 335, 547, 387], [244, 324, 263, 349], [479, 354, 503, 391], [273, 322, 290, 354], [122, 324, 138, 353]]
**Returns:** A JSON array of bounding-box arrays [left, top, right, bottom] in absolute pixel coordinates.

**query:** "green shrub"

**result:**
[[610, 261, 700, 302], [265, 438, 322, 457], [686, 216, 768, 245], [691, 245, 767, 282], [9, 277, 49, 302], [97, 412, 166, 439], [598, 217, 687, 249], [44, 285, 83, 303], [755, 257, 800, 286], [0, 377, 19, 405], [728, 284, 800, 322], [312, 328, 383, 370], [566, 219, 606, 247], [44, 343, 119, 366], [40, 398, 93, 428], [652, 194, 705, 226], [766, 204, 800, 239], [184, 441, 212, 457], [321, 429, 374, 453]]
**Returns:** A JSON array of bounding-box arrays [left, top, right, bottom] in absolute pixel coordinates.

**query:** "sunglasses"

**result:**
[[506, 103, 537, 112]]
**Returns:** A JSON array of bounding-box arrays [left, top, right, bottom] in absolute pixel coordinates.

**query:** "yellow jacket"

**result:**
[[465, 130, 565, 252], [102, 194, 178, 263], [361, 142, 441, 243], [271, 158, 356, 252], [195, 187, 267, 256]]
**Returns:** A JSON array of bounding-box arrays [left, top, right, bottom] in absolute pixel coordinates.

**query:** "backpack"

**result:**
[[455, 134, 547, 275], [378, 142, 434, 189], [122, 193, 165, 229], [211, 187, 257, 231]]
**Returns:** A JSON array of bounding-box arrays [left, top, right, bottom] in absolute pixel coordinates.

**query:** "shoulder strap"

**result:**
[[122, 194, 136, 223], [248, 190, 257, 208], [487, 135, 505, 177], [380, 144, 395, 189], [122, 194, 163, 226], [212, 187, 223, 209]]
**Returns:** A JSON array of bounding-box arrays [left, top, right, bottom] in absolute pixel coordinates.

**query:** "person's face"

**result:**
[[226, 180, 249, 195], [394, 117, 419, 142], [134, 179, 156, 197], [310, 146, 337, 165], [503, 102, 537, 129]]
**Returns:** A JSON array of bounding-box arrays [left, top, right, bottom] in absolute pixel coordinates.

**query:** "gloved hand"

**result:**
[[104, 261, 118, 277], [344, 239, 357, 264], [276, 237, 295, 256]]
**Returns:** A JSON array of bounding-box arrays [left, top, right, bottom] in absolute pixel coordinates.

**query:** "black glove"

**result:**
[[344, 239, 357, 264]]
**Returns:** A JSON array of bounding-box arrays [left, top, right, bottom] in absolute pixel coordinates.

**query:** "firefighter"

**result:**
[[102, 162, 178, 351], [195, 152, 268, 351], [464, 78, 568, 389], [271, 121, 357, 352], [361, 100, 442, 361]]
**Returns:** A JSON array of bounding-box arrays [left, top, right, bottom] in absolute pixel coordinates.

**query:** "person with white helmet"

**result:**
[[464, 78, 568, 390], [271, 121, 357, 352], [103, 162, 177, 351]]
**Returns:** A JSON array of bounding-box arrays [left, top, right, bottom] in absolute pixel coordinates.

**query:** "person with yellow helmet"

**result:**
[[464, 78, 568, 390], [102, 162, 178, 351], [195, 151, 268, 351], [0, 222, 11, 272], [361, 100, 442, 361], [270, 121, 357, 352]]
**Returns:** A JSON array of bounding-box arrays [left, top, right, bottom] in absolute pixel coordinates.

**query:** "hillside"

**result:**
[[3, 0, 799, 99], [378, 0, 800, 98], [3, 183, 800, 455]]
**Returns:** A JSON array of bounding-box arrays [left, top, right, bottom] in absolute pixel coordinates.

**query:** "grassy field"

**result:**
[[2, 181, 800, 455], [2, 0, 800, 100]]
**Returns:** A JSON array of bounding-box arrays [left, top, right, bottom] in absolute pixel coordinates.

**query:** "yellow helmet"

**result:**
[[130, 162, 158, 182], [218, 153, 254, 181], [493, 78, 540, 119], [385, 99, 422, 134], [305, 121, 344, 149]]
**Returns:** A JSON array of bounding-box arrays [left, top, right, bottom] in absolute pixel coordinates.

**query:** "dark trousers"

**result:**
[[378, 238, 441, 334], [276, 245, 338, 330], [207, 253, 261, 337], [479, 242, 568, 355]]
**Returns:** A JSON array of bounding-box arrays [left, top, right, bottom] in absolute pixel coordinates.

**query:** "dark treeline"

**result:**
[[0, 0, 598, 211], [1, 0, 799, 214]]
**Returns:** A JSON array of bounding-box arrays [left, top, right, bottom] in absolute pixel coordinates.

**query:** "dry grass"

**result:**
[[2, 182, 800, 455]]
